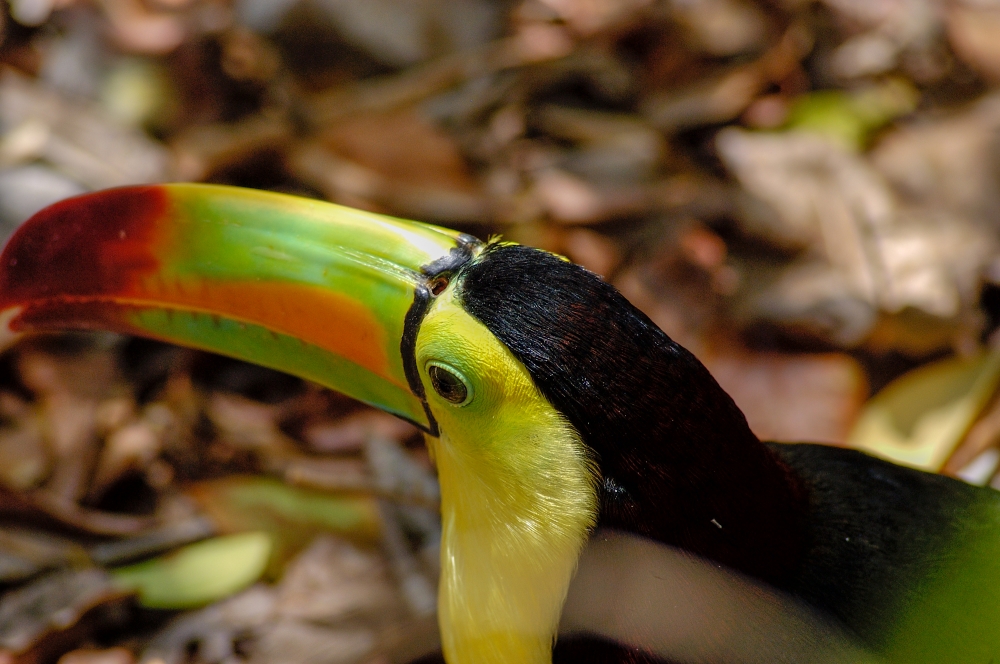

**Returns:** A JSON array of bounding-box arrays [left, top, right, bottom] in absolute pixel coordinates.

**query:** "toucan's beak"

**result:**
[[0, 184, 480, 433]]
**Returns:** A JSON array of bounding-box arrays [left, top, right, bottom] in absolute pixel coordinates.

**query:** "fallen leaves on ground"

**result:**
[[3, 0, 1000, 660]]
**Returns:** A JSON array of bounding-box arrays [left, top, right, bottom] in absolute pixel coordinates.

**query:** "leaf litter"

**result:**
[[1, 0, 1000, 660]]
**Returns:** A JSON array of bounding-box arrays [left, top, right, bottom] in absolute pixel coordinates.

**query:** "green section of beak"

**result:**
[[131, 307, 425, 424], [0, 184, 480, 430]]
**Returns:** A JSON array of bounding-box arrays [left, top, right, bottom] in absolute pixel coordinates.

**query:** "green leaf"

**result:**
[[185, 476, 381, 576], [784, 79, 919, 150], [110, 531, 271, 609], [847, 349, 1000, 471]]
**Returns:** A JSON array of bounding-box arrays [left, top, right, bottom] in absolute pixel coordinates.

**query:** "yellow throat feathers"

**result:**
[[416, 287, 599, 664]]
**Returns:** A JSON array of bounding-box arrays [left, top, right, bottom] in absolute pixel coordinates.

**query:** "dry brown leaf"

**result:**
[[0, 528, 88, 582], [947, 4, 1000, 82], [88, 418, 164, 500], [282, 457, 372, 494], [289, 140, 489, 223], [99, 0, 187, 55], [139, 585, 276, 664], [532, 105, 665, 183], [817, 0, 940, 79], [250, 621, 376, 664], [562, 228, 620, 278], [58, 647, 135, 664], [0, 412, 50, 491], [536, 0, 654, 35], [0, 71, 168, 188], [302, 410, 418, 454], [670, 0, 769, 57], [718, 127, 997, 347], [303, 34, 572, 128], [312, 0, 501, 66], [169, 114, 291, 181], [871, 92, 1000, 218], [275, 535, 401, 625], [17, 343, 124, 503], [319, 110, 478, 195], [643, 25, 811, 131], [704, 345, 868, 444], [205, 391, 298, 454], [0, 569, 126, 659]]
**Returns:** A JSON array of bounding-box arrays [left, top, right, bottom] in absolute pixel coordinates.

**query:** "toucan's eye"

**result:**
[[427, 363, 472, 406]]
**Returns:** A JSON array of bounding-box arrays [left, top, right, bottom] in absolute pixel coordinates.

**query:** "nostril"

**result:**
[[430, 277, 449, 296]]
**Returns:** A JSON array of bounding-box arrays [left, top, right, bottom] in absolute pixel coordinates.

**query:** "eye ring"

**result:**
[[426, 361, 473, 406]]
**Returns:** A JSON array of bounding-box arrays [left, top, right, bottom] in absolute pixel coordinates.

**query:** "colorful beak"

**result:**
[[0, 184, 481, 432]]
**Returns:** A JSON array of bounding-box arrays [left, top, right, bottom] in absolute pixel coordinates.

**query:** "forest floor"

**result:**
[[1, 0, 1000, 662]]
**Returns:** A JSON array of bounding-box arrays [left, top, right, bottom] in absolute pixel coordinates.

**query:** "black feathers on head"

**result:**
[[457, 243, 747, 458], [456, 243, 807, 584]]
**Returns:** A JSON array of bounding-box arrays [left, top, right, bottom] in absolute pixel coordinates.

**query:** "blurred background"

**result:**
[[0, 0, 1000, 662]]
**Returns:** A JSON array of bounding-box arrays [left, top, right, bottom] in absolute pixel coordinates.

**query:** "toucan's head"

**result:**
[[0, 184, 788, 664]]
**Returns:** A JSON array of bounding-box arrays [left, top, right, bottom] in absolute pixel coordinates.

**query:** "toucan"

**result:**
[[0, 184, 998, 664]]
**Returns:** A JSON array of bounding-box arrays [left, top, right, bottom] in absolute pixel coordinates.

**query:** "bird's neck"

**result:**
[[427, 412, 598, 664], [453, 243, 810, 587], [595, 358, 809, 587]]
